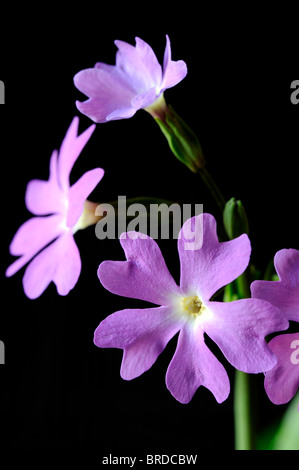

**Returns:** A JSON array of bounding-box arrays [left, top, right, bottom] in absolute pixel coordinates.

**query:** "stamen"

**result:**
[[182, 295, 204, 317]]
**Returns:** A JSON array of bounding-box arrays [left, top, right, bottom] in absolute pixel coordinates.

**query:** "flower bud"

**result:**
[[223, 197, 249, 240]]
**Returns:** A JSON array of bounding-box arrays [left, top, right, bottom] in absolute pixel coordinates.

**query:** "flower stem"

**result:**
[[227, 265, 254, 450], [198, 166, 226, 214], [235, 270, 251, 299], [234, 370, 255, 450]]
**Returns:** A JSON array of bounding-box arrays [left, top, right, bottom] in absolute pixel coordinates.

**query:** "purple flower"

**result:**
[[74, 35, 187, 123], [251, 248, 299, 323], [263, 333, 299, 406], [6, 117, 104, 299], [94, 214, 288, 404], [251, 249, 299, 408]]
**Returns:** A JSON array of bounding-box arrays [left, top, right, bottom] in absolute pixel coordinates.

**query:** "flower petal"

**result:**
[[205, 298, 289, 373], [264, 333, 299, 405], [52, 232, 81, 296], [94, 306, 182, 380], [76, 97, 137, 123], [166, 326, 230, 404], [274, 248, 299, 286], [131, 87, 159, 111], [25, 150, 67, 216], [251, 249, 299, 322], [67, 168, 104, 228], [115, 37, 162, 93], [98, 233, 181, 306], [74, 67, 136, 123], [251, 280, 299, 323], [5, 214, 65, 277], [178, 213, 251, 301], [22, 231, 81, 299], [57, 116, 96, 191], [75, 65, 132, 98], [161, 35, 187, 91]]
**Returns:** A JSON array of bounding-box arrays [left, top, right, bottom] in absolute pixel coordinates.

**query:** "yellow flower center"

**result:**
[[182, 295, 204, 317]]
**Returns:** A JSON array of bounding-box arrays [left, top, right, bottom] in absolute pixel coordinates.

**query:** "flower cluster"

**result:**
[[6, 35, 299, 414]]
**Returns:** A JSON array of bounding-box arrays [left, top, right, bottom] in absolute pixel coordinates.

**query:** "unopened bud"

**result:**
[[223, 197, 249, 239]]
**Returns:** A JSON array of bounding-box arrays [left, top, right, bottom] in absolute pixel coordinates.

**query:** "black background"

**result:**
[[1, 10, 298, 461]]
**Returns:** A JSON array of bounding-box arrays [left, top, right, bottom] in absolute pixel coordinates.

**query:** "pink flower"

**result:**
[[264, 333, 299, 406], [74, 35, 187, 123], [251, 248, 299, 323], [94, 214, 288, 404], [251, 249, 299, 407], [6, 117, 104, 299]]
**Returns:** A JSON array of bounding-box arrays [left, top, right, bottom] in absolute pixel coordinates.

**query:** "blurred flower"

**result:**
[[74, 35, 187, 123], [6, 117, 104, 299], [263, 333, 299, 406], [251, 248, 299, 323], [94, 213, 288, 404]]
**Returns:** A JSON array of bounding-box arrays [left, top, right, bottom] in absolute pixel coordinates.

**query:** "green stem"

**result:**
[[198, 166, 226, 214], [234, 370, 255, 450], [227, 262, 254, 450], [235, 269, 251, 300]]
